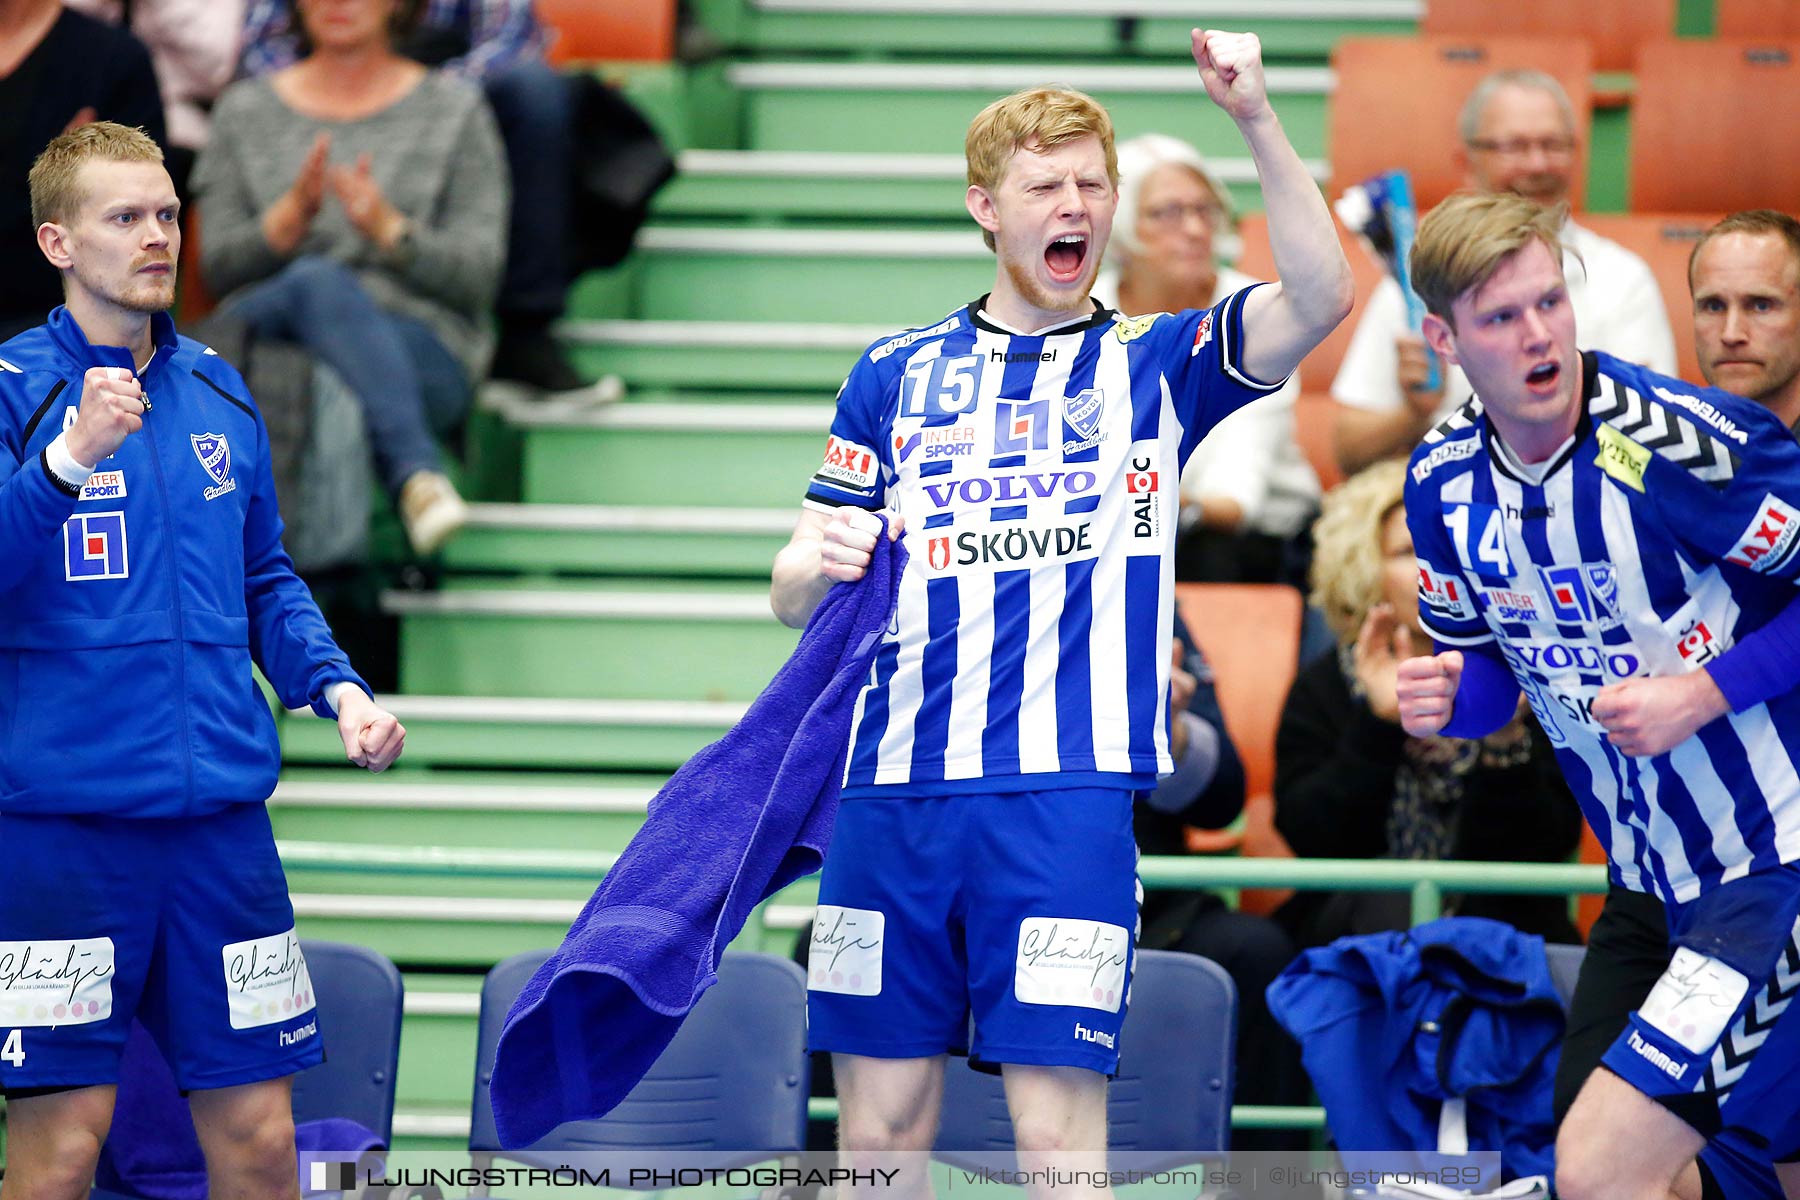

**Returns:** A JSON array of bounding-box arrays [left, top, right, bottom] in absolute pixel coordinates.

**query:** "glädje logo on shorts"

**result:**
[[0, 938, 116, 1026], [221, 929, 316, 1030]]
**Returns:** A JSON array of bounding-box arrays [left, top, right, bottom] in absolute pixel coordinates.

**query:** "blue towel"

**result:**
[[488, 528, 906, 1147], [94, 1022, 383, 1200]]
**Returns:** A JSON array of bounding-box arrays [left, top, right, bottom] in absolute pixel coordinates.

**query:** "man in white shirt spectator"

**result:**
[[1330, 69, 1675, 476]]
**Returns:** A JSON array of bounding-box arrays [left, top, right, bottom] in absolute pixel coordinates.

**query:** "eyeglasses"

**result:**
[[1465, 136, 1578, 159], [1142, 201, 1225, 228]]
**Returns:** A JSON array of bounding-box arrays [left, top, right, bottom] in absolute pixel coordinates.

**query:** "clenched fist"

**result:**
[[67, 366, 147, 468], [1396, 649, 1464, 737], [336, 688, 406, 773], [1192, 29, 1272, 124], [820, 507, 906, 584]]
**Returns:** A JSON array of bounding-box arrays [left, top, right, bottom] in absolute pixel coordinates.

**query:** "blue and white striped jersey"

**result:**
[[805, 287, 1285, 797], [1406, 350, 1800, 904]]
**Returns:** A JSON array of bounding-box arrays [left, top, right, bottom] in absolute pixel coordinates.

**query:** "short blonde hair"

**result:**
[[30, 122, 165, 228], [1410, 191, 1569, 326], [1309, 459, 1408, 646], [965, 87, 1117, 251]]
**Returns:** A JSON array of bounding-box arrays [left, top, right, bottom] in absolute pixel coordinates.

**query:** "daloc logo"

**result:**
[[191, 432, 237, 501]]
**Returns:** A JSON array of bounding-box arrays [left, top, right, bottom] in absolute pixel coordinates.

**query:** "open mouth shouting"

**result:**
[[1045, 232, 1090, 284], [1524, 359, 1561, 392]]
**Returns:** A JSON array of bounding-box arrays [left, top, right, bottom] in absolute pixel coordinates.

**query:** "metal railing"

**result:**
[[275, 840, 1606, 1134]]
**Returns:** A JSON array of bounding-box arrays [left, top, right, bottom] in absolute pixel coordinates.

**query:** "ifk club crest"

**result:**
[[191, 432, 237, 501]]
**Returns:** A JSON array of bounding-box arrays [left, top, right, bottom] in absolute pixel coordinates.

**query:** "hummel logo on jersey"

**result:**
[[1725, 495, 1800, 574], [1073, 1022, 1115, 1048], [1628, 1029, 1687, 1080], [990, 348, 1055, 364]]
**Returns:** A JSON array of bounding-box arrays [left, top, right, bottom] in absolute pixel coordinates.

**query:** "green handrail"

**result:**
[[273, 840, 1606, 1135], [274, 840, 1608, 928]]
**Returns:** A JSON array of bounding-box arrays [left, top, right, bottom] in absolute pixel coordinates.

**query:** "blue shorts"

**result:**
[[807, 787, 1138, 1075], [1602, 864, 1800, 1159], [0, 804, 323, 1093]]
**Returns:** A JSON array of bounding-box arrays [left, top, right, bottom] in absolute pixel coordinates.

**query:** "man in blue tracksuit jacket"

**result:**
[[0, 123, 405, 1200]]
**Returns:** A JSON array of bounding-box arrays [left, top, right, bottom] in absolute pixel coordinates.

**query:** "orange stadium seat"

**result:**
[[1329, 37, 1594, 214], [1235, 213, 1388, 491], [1576, 212, 1724, 387], [1420, 0, 1676, 72], [1630, 40, 1800, 214], [1716, 0, 1800, 37], [1175, 582, 1304, 915], [537, 0, 674, 63]]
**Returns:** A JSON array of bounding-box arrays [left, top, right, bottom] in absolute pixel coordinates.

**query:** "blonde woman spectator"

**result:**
[[1271, 459, 1583, 947]]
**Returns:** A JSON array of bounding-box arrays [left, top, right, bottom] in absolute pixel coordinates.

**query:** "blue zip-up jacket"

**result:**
[[0, 308, 365, 817], [1267, 917, 1566, 1183]]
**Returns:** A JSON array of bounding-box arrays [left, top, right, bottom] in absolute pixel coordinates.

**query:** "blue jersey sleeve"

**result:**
[[804, 350, 892, 511], [0, 370, 84, 596], [1402, 457, 1495, 647], [211, 362, 368, 717], [1598, 361, 1800, 583], [1155, 284, 1293, 464], [1681, 413, 1800, 584]]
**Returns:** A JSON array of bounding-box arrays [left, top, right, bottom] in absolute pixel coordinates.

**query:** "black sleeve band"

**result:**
[[39, 447, 81, 498]]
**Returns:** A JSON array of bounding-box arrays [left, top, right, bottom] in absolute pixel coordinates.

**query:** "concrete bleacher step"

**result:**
[[380, 585, 797, 701], [281, 694, 743, 770], [628, 225, 995, 324], [691, 0, 1417, 60], [441, 502, 794, 576], [727, 59, 1332, 155], [653, 148, 1325, 222], [555, 319, 886, 390], [269, 769, 666, 848], [505, 398, 830, 507]]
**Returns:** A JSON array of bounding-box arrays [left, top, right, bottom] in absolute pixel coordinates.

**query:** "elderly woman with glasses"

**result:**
[[1094, 133, 1322, 586]]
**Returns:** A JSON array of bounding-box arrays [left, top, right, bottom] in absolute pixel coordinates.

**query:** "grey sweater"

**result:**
[[193, 72, 508, 380]]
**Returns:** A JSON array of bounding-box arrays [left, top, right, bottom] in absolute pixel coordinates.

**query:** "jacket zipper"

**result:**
[[141, 354, 197, 814]]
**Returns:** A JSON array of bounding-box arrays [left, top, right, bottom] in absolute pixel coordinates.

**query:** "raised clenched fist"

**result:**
[[67, 366, 147, 468]]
